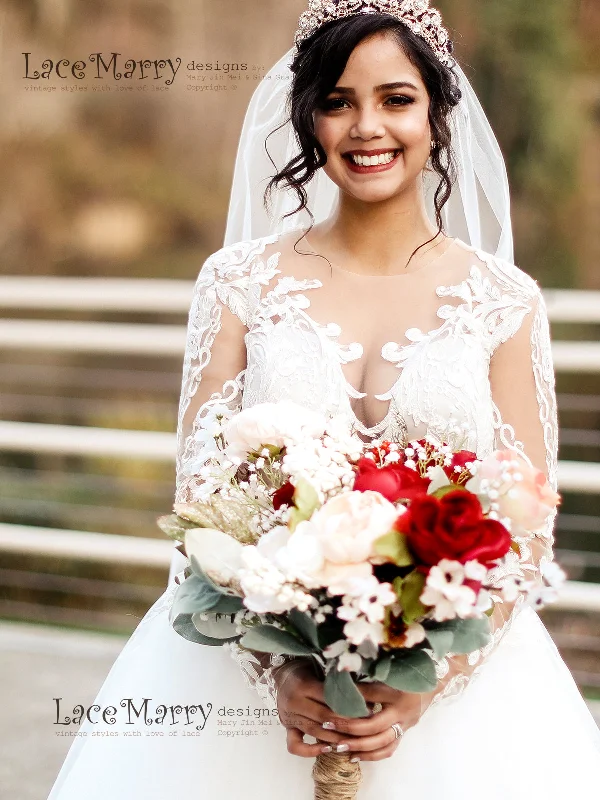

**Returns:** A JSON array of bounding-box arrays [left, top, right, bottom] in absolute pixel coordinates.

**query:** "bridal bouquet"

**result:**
[[158, 400, 563, 800]]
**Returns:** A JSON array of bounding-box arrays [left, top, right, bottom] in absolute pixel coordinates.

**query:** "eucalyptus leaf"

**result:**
[[168, 573, 224, 624], [384, 651, 437, 692], [373, 655, 392, 682], [173, 613, 239, 646], [240, 624, 315, 656], [289, 608, 320, 648], [210, 593, 244, 614], [373, 530, 414, 567], [430, 617, 491, 654], [324, 669, 369, 718], [189, 554, 237, 595], [191, 611, 239, 640], [425, 629, 455, 660]]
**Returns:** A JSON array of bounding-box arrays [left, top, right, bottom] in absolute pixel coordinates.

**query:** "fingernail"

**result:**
[[335, 743, 350, 752], [350, 756, 360, 763], [321, 745, 332, 754], [322, 721, 336, 730]]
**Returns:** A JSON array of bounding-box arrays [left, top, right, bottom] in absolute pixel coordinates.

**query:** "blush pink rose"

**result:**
[[478, 450, 560, 530]]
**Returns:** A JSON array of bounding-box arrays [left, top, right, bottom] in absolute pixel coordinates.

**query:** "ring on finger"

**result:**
[[391, 722, 404, 740]]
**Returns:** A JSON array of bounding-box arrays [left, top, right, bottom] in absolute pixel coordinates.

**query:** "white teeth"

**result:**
[[349, 150, 397, 166]]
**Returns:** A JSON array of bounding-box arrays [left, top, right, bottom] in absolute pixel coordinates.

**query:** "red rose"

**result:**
[[273, 481, 295, 510], [353, 457, 429, 503], [395, 489, 511, 567], [443, 449, 477, 481]]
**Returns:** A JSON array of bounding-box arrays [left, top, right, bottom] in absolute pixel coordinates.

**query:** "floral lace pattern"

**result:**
[[174, 230, 558, 712]]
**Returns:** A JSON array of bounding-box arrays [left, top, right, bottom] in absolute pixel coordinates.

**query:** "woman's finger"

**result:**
[[286, 727, 336, 758], [278, 711, 347, 745], [332, 725, 398, 754], [351, 740, 400, 762], [315, 704, 398, 737], [356, 680, 405, 704]]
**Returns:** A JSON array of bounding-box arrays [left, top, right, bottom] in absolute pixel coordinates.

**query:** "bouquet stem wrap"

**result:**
[[313, 750, 362, 800]]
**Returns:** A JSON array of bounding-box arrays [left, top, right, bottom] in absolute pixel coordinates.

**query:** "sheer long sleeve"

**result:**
[[420, 285, 559, 714], [173, 238, 290, 710]]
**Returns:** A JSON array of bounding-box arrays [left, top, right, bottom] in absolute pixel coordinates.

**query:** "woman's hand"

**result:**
[[320, 680, 436, 762], [275, 661, 435, 762], [275, 659, 355, 757]]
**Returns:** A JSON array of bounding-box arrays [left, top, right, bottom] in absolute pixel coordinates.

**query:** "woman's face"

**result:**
[[313, 31, 432, 204]]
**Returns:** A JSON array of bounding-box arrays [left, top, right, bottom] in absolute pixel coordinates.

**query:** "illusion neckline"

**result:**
[[295, 228, 476, 280]]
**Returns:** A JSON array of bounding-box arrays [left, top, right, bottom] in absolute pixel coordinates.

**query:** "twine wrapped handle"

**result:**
[[274, 661, 384, 800], [312, 750, 362, 800]]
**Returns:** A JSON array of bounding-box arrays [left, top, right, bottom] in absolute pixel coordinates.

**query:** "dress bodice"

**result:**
[[174, 228, 556, 506]]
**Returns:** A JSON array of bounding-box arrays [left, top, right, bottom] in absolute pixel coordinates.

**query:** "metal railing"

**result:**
[[0, 278, 598, 613]]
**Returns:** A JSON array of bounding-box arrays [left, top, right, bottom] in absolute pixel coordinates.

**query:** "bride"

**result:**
[[48, 3, 600, 798]]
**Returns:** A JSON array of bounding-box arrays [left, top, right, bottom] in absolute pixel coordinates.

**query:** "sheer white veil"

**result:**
[[223, 45, 514, 262]]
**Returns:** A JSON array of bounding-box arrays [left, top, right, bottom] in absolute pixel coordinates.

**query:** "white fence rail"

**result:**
[[0, 420, 599, 492], [1, 278, 599, 321], [1, 279, 598, 612], [0, 521, 596, 613]]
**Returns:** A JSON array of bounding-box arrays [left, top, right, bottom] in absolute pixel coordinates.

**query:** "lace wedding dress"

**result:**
[[47, 229, 600, 799]]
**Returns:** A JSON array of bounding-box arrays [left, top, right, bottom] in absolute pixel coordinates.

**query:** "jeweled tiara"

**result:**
[[294, 0, 455, 67]]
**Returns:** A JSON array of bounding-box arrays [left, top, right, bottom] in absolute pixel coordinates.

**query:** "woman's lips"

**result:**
[[342, 149, 402, 174]]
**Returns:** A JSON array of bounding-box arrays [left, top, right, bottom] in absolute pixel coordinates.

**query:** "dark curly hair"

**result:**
[[264, 13, 462, 265]]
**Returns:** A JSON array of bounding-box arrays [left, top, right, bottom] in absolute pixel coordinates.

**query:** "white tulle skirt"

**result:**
[[47, 570, 600, 800]]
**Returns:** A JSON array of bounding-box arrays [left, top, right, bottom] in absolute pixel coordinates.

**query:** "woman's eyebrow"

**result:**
[[331, 81, 419, 94]]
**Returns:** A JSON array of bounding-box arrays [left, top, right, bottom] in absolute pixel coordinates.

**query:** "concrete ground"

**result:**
[[1, 619, 599, 800]]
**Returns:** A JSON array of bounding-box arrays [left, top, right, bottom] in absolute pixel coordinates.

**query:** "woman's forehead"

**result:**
[[339, 34, 424, 87]]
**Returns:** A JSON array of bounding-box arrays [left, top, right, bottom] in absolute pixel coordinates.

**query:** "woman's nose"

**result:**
[[350, 106, 386, 139]]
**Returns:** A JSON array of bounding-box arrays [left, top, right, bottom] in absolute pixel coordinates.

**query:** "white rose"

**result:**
[[310, 490, 399, 564], [185, 528, 244, 585], [293, 491, 399, 595], [223, 401, 327, 460]]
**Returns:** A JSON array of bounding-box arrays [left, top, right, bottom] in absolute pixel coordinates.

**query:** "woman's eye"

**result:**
[[385, 95, 414, 106], [321, 98, 348, 111]]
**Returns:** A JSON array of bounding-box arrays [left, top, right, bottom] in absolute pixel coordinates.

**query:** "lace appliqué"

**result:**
[[174, 234, 559, 715]]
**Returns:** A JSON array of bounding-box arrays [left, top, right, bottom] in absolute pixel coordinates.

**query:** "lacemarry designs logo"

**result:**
[[23, 52, 181, 85], [53, 697, 213, 731], [53, 698, 279, 734]]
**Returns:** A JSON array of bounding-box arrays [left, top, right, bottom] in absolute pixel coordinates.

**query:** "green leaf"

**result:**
[[373, 655, 392, 682], [288, 478, 320, 532], [289, 608, 320, 648], [172, 613, 239, 646], [191, 611, 239, 640], [317, 618, 345, 650], [425, 629, 455, 660], [324, 669, 369, 718], [430, 618, 491, 654], [156, 513, 195, 541], [431, 485, 468, 499], [373, 530, 414, 567], [188, 554, 236, 594], [168, 573, 225, 623], [209, 593, 244, 614], [398, 570, 427, 624], [384, 651, 437, 692], [240, 624, 316, 656]]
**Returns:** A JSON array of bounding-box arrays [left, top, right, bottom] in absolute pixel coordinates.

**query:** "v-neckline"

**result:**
[[256, 229, 488, 438]]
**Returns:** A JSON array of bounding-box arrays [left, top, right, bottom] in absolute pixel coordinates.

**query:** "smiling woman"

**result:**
[[266, 13, 462, 270], [46, 3, 600, 800]]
